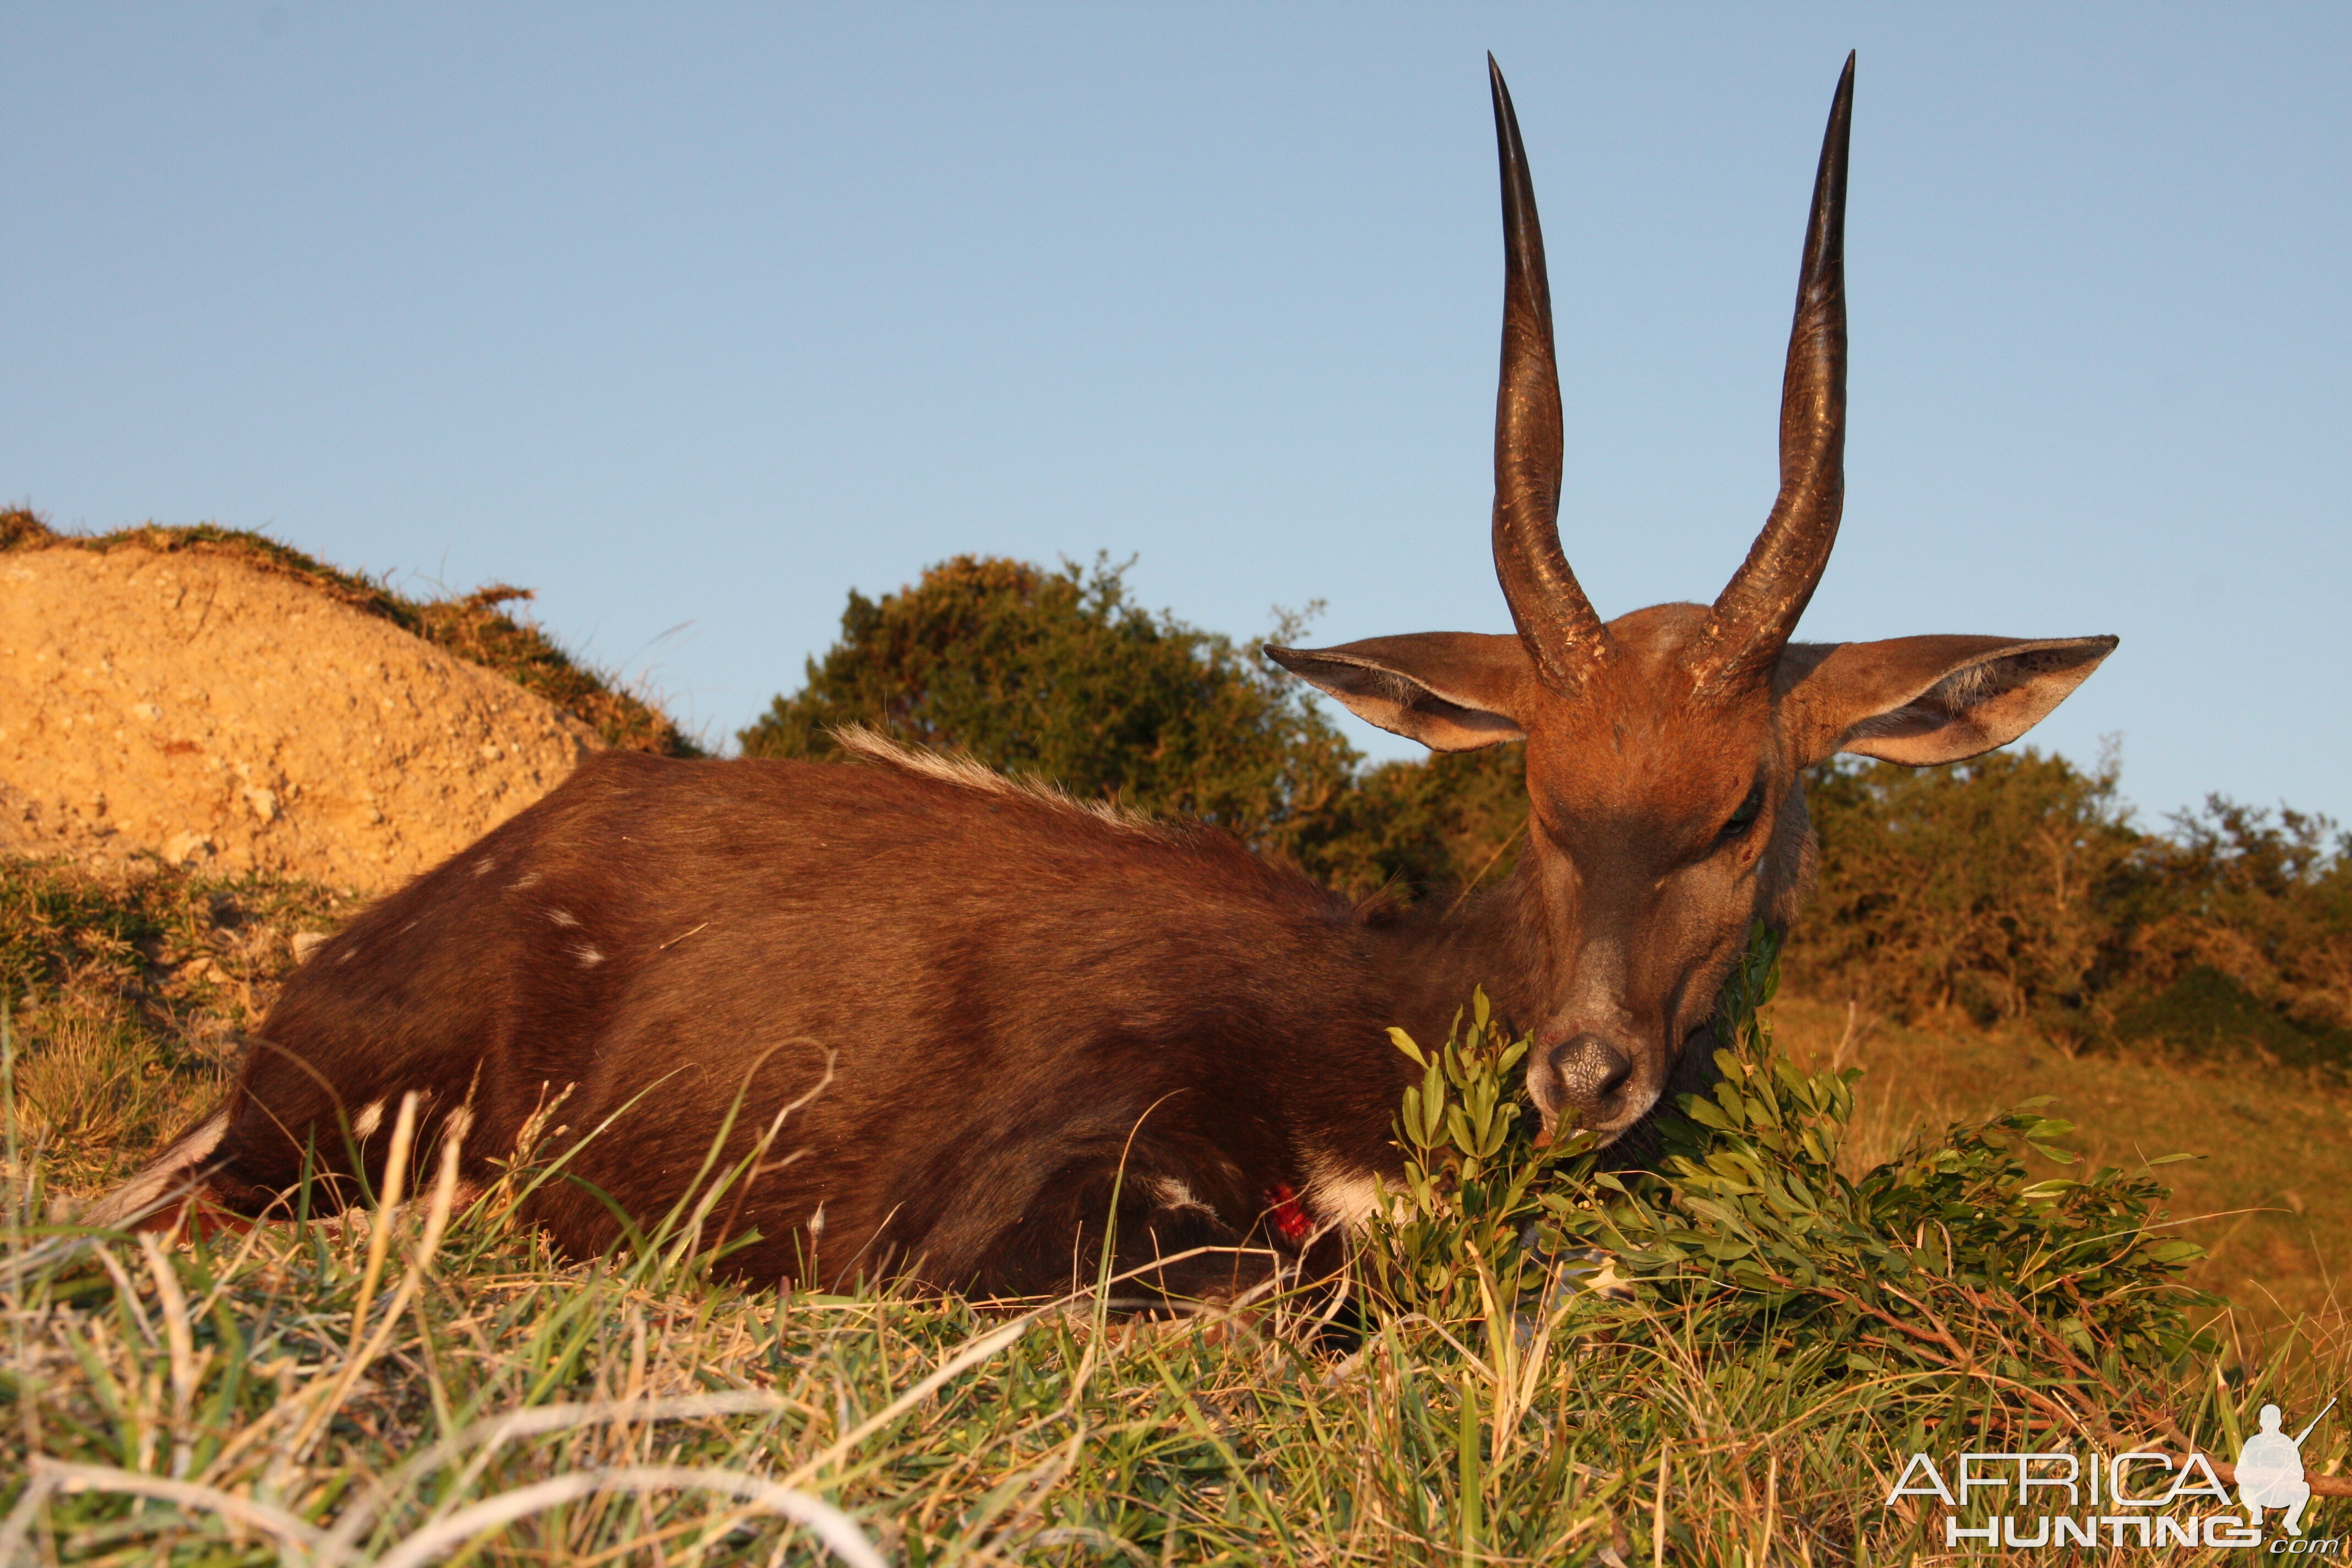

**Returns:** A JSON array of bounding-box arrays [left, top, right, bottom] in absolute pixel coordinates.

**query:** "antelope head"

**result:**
[[1269, 56, 2115, 1144]]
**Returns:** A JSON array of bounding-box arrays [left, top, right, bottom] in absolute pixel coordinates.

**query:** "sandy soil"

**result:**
[[1, 544, 601, 890]]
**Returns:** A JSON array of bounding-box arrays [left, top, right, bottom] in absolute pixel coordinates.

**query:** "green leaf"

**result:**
[[1684, 1097, 1732, 1131]]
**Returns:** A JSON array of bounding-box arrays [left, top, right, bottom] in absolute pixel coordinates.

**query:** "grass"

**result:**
[[9, 1103, 2343, 1565], [1, 507, 699, 758], [3, 861, 2348, 1563], [0, 858, 356, 1194]]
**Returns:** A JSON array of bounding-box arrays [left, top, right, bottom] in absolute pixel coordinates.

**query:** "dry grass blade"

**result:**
[[287, 1103, 465, 1462], [319, 1390, 798, 1557], [344, 1091, 420, 1359], [135, 1232, 200, 1479], [357, 1465, 883, 1568], [2, 1458, 326, 1565]]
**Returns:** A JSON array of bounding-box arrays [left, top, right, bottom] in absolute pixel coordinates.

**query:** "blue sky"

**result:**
[[6, 5, 2347, 832]]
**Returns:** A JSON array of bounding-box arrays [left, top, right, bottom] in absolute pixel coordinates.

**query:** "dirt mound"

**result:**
[[1, 541, 604, 889]]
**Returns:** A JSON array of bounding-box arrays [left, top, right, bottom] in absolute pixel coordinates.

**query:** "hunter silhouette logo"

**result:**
[[2239, 1400, 2332, 1538]]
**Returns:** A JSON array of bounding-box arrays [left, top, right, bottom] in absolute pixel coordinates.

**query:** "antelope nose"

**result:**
[[1550, 1034, 1633, 1113]]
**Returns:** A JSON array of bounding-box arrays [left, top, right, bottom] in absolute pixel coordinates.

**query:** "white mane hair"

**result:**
[[828, 724, 1172, 836]]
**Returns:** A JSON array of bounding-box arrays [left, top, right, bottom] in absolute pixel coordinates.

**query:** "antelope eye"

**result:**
[[1718, 783, 1765, 843]]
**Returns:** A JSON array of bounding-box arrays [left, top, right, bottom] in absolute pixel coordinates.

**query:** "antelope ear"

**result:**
[[1781, 634, 2118, 766], [1266, 633, 1531, 752]]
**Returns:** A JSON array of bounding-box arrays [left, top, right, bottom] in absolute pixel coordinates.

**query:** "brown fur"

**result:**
[[195, 744, 1562, 1299]]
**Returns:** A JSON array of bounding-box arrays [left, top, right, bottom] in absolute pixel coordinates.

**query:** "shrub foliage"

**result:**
[[739, 556, 1358, 858], [1799, 755, 2352, 1066]]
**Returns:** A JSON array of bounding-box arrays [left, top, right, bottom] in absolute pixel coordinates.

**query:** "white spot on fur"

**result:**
[[78, 1110, 230, 1229], [473, 855, 498, 876], [574, 944, 603, 967], [352, 1099, 385, 1139], [509, 872, 541, 890], [1147, 1176, 1214, 1216], [291, 931, 330, 964], [1303, 1150, 1385, 1232], [547, 908, 578, 927], [831, 724, 1170, 835]]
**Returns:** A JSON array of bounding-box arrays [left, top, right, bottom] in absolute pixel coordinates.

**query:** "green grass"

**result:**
[[4, 863, 2348, 1564]]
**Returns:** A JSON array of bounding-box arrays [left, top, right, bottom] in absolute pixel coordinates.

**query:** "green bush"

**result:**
[[739, 556, 1358, 859], [1551, 928, 2211, 1379], [2121, 798, 2352, 1061], [1799, 755, 2352, 1066], [1293, 743, 1528, 903], [1790, 750, 2143, 1041]]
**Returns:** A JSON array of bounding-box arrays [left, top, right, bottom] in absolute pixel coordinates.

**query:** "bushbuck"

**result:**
[[103, 56, 2113, 1304]]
